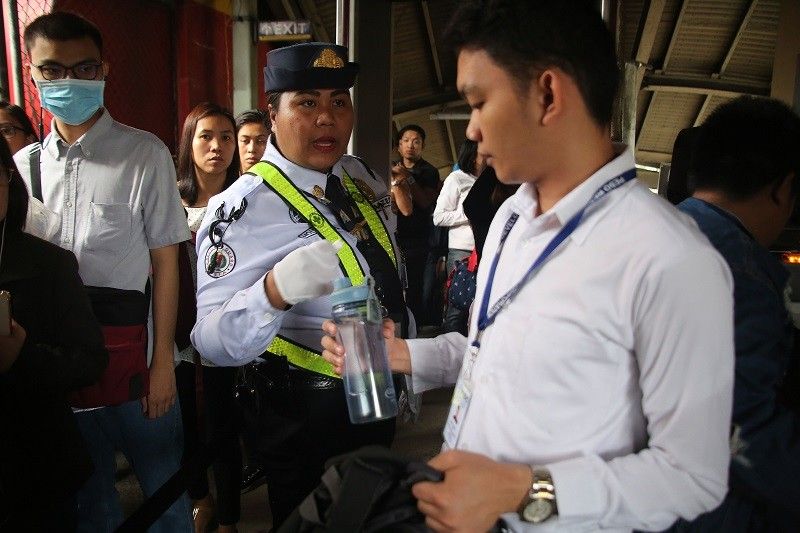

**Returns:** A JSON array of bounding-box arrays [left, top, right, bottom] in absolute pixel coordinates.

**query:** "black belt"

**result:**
[[250, 357, 341, 392]]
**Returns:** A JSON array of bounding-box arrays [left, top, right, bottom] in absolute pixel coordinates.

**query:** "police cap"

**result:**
[[264, 42, 359, 92]]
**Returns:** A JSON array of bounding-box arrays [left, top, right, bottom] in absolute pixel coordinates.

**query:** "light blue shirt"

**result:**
[[191, 140, 400, 366]]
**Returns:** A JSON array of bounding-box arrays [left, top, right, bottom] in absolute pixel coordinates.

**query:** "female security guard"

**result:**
[[190, 42, 406, 527]]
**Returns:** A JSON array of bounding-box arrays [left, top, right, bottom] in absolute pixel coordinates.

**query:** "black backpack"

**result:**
[[276, 446, 444, 533]]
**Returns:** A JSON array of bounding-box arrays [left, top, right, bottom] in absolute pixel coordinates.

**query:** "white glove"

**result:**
[[272, 240, 343, 305]]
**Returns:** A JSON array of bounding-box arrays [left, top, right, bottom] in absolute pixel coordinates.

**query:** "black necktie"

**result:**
[[325, 173, 363, 232]]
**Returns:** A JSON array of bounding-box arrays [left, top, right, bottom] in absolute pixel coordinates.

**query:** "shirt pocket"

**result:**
[[24, 197, 61, 241], [84, 203, 132, 254]]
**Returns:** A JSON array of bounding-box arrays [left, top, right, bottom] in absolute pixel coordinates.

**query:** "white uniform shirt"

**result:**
[[408, 147, 735, 532], [432, 169, 476, 251], [13, 111, 190, 292], [191, 140, 400, 366]]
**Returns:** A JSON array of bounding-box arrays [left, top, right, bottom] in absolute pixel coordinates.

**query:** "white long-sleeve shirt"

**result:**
[[191, 141, 400, 365], [408, 147, 734, 532], [432, 169, 476, 251]]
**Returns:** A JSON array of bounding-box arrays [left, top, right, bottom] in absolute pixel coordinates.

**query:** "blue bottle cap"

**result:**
[[330, 276, 370, 307]]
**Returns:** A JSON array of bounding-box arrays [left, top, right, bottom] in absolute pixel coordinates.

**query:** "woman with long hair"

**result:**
[[174, 102, 241, 533], [433, 139, 485, 334], [0, 101, 38, 155], [0, 136, 107, 530]]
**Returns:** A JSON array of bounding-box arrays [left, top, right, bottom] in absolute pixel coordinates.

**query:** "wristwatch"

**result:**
[[518, 468, 557, 523]]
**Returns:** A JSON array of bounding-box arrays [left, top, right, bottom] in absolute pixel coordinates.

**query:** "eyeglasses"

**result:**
[[33, 61, 103, 81], [0, 124, 26, 139]]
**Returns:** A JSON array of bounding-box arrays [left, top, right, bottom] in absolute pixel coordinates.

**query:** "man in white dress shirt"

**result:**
[[323, 1, 735, 531]]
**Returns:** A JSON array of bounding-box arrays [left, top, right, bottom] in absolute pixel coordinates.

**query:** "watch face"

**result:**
[[523, 498, 554, 523]]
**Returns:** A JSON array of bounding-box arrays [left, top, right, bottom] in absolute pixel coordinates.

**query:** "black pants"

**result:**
[[247, 358, 396, 528], [399, 237, 430, 326], [176, 361, 242, 525]]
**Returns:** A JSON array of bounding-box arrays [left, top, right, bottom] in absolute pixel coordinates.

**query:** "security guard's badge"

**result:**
[[312, 181, 370, 241], [352, 178, 376, 203], [312, 185, 330, 205], [313, 48, 345, 68], [205, 244, 236, 278]]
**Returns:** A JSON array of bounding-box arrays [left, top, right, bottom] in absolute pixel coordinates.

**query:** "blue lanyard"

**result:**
[[474, 169, 637, 346]]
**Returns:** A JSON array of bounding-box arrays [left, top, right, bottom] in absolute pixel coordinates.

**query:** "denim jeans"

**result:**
[[74, 399, 193, 533]]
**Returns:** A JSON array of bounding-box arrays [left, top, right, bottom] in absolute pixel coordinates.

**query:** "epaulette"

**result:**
[[346, 155, 381, 183]]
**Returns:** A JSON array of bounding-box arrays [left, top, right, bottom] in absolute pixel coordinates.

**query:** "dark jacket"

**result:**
[[673, 198, 800, 532], [0, 231, 108, 521], [395, 158, 440, 242]]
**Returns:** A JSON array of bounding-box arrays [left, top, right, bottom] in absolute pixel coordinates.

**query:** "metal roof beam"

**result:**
[[445, 119, 457, 161], [393, 93, 462, 118], [719, 0, 758, 75], [642, 73, 769, 97], [421, 1, 444, 87], [636, 150, 673, 163], [662, 0, 690, 70], [693, 96, 712, 126], [298, 0, 332, 43], [280, 0, 298, 19], [634, 0, 668, 64], [630, 0, 668, 151]]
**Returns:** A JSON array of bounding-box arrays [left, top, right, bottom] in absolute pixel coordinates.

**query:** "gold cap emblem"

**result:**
[[313, 48, 345, 69]]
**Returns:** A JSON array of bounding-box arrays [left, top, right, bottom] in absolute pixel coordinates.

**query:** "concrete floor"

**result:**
[[117, 386, 453, 532]]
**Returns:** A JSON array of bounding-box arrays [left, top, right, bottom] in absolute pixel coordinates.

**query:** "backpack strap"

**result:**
[[324, 458, 391, 533], [29, 143, 43, 202]]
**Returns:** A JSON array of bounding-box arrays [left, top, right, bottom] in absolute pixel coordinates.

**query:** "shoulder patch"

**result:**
[[289, 207, 304, 223], [298, 228, 317, 239], [204, 243, 237, 278]]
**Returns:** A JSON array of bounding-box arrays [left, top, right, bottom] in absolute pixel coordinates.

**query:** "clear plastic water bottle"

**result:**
[[331, 276, 398, 424]]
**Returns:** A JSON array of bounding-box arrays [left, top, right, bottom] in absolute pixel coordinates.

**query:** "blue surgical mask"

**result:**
[[35, 79, 105, 126]]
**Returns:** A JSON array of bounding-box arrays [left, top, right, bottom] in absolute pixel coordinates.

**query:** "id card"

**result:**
[[442, 344, 479, 449]]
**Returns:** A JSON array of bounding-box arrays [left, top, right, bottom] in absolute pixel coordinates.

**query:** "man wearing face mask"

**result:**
[[13, 12, 192, 533]]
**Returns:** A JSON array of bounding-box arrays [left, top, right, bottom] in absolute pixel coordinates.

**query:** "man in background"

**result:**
[[391, 124, 440, 327], [675, 96, 800, 531]]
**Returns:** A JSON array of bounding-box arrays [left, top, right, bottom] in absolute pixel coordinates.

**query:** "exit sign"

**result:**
[[258, 20, 312, 41]]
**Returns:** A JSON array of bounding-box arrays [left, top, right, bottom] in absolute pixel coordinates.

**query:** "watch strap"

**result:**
[[518, 467, 558, 523]]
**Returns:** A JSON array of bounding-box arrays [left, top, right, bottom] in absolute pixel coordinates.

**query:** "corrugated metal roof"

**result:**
[[273, 0, 783, 172], [638, 92, 705, 153], [635, 0, 780, 165]]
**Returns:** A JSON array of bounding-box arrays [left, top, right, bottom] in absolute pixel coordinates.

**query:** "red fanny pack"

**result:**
[[70, 285, 150, 409]]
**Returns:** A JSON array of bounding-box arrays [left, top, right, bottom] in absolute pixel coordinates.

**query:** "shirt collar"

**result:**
[[682, 197, 789, 289], [264, 136, 346, 189], [691, 198, 756, 241], [509, 144, 636, 243], [42, 109, 113, 160]]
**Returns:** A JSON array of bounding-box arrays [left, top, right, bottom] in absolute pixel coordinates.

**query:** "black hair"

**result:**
[[0, 138, 29, 233], [24, 11, 103, 54], [235, 109, 270, 133], [666, 126, 700, 205], [267, 92, 283, 111], [177, 102, 240, 206], [396, 124, 426, 145], [0, 101, 38, 141], [457, 139, 479, 175], [689, 96, 800, 201], [443, 0, 618, 126]]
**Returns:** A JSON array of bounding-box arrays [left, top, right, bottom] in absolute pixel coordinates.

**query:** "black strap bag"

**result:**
[[276, 446, 443, 533]]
